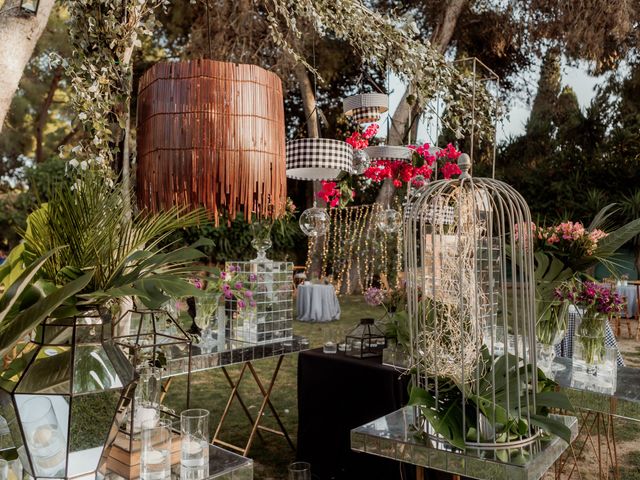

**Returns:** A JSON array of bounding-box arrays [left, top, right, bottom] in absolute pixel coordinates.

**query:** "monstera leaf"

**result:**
[[408, 349, 574, 448]]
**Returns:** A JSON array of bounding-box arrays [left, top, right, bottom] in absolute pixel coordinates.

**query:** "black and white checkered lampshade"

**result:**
[[365, 145, 413, 163], [343, 93, 388, 124], [286, 138, 354, 181]]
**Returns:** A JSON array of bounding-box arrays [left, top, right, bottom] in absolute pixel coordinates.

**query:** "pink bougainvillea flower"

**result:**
[[441, 162, 462, 179]]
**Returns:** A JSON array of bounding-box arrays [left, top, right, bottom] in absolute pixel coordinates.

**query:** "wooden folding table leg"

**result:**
[[159, 377, 173, 403]]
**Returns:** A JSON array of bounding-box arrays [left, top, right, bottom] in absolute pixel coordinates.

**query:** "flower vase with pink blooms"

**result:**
[[556, 281, 623, 380], [190, 269, 254, 351]]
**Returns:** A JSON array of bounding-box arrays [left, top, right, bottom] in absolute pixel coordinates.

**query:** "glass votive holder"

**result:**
[[322, 329, 337, 354], [134, 366, 161, 432], [180, 409, 209, 468], [288, 461, 312, 480], [141, 419, 172, 480], [20, 396, 66, 476]]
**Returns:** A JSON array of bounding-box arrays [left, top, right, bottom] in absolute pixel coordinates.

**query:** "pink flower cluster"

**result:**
[[363, 160, 433, 187], [193, 267, 257, 309], [518, 221, 608, 256], [555, 281, 624, 315], [364, 287, 385, 306], [317, 180, 355, 208], [364, 143, 464, 187], [346, 124, 379, 150]]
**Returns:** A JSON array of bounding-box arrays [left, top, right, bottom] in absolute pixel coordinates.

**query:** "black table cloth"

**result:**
[[297, 348, 412, 480]]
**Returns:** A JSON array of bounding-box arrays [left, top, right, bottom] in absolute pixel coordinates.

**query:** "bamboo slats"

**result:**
[[136, 60, 287, 223]]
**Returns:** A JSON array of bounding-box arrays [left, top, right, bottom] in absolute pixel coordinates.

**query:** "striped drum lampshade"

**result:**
[[343, 93, 389, 124], [136, 59, 287, 223], [286, 138, 354, 181], [364, 145, 413, 162]]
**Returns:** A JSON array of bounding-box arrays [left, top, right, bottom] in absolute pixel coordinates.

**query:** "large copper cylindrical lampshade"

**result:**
[[136, 60, 287, 223]]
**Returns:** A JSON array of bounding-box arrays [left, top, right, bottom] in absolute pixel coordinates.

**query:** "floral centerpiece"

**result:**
[[189, 266, 256, 339], [556, 281, 624, 369]]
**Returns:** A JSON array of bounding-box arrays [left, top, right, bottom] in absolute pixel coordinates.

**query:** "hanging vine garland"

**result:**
[[62, 0, 168, 174]]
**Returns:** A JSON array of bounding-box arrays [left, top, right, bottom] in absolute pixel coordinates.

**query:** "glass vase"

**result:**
[[535, 301, 567, 375], [140, 419, 172, 480], [536, 300, 568, 346], [133, 366, 161, 432], [180, 409, 209, 471], [576, 310, 607, 373], [250, 220, 273, 262]]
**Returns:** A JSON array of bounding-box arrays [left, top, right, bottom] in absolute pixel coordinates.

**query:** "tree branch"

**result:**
[[34, 65, 62, 163]]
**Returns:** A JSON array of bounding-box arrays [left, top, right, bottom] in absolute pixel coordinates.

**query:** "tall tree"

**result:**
[[525, 48, 561, 141], [0, 0, 56, 129]]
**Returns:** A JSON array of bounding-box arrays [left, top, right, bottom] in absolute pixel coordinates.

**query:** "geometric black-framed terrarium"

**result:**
[[111, 309, 192, 458], [345, 318, 387, 359], [0, 308, 135, 479]]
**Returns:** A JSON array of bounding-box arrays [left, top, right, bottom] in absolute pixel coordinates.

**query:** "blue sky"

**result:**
[[380, 59, 607, 146]]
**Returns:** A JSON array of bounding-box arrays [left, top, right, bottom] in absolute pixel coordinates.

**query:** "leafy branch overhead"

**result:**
[[265, 0, 498, 142]]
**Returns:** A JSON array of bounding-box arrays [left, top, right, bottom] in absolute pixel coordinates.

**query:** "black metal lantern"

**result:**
[[19, 0, 39, 14], [345, 318, 387, 358], [0, 309, 135, 479], [111, 309, 192, 457]]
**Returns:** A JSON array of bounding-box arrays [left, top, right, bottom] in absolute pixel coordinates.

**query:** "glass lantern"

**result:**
[[112, 309, 192, 455], [345, 318, 387, 358], [0, 309, 135, 479]]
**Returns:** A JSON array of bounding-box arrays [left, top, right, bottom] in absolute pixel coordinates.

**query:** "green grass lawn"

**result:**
[[163, 295, 383, 479], [163, 296, 640, 480]]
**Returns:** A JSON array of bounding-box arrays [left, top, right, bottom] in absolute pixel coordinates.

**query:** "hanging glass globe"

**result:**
[[299, 207, 330, 237], [376, 208, 401, 233], [352, 149, 371, 175]]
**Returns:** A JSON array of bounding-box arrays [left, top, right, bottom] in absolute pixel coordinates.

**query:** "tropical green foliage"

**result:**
[[0, 250, 92, 358], [17, 172, 210, 308], [408, 348, 574, 450], [168, 213, 305, 265]]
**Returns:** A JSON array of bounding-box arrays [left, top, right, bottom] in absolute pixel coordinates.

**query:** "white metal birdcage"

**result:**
[[404, 153, 540, 448]]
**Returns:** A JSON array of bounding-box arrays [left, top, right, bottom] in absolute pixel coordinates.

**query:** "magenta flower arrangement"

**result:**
[[554, 281, 624, 315]]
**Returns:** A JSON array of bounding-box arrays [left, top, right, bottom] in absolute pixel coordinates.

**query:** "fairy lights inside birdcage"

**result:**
[[404, 153, 567, 450]]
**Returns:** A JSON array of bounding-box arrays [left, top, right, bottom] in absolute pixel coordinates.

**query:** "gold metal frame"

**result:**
[[211, 357, 295, 456]]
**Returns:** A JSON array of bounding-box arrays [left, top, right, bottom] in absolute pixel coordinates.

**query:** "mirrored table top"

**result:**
[[163, 336, 310, 378], [0, 443, 253, 480], [351, 407, 577, 480], [548, 356, 640, 421]]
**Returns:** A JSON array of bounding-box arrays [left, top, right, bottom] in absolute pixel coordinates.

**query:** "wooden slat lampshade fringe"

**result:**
[[136, 59, 287, 224]]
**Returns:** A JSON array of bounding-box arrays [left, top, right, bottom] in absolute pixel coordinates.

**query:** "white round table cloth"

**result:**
[[296, 284, 340, 322]]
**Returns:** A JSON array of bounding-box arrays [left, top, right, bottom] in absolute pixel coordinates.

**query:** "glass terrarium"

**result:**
[[0, 309, 135, 479], [112, 309, 192, 455], [345, 318, 386, 358]]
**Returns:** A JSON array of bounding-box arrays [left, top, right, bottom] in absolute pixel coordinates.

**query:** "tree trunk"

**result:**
[[294, 63, 326, 279], [35, 66, 63, 163], [0, 0, 57, 131], [387, 0, 467, 147], [294, 63, 319, 138], [121, 32, 137, 220], [378, 0, 467, 207]]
